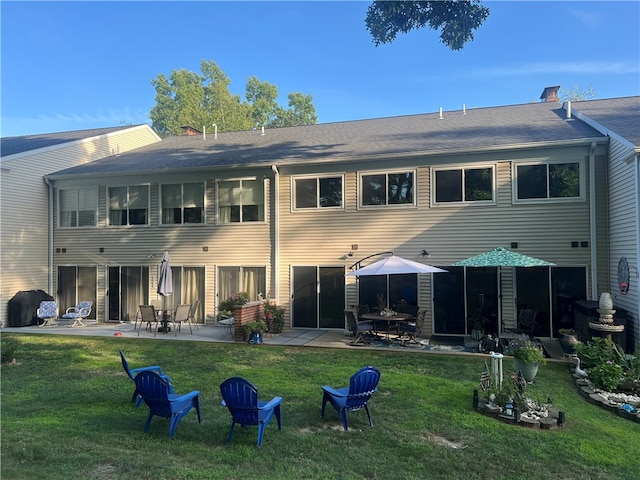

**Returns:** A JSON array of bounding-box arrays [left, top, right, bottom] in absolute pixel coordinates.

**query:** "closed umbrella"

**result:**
[[157, 251, 173, 333], [345, 254, 448, 276]]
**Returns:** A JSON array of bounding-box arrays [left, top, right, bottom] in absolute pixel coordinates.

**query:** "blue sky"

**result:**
[[1, 1, 638, 137]]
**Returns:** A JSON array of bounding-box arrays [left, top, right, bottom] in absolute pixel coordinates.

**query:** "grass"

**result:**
[[1, 333, 639, 480]]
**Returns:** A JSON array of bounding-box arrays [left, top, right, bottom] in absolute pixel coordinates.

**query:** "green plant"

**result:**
[[504, 334, 546, 365], [218, 292, 250, 315], [1, 336, 18, 363], [470, 316, 486, 331], [264, 303, 285, 334], [589, 361, 623, 391], [243, 320, 267, 334], [577, 337, 617, 368]]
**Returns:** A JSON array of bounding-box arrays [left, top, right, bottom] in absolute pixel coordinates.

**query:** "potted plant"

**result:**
[[218, 292, 250, 316], [243, 320, 267, 344], [264, 302, 285, 334], [504, 334, 547, 382], [558, 328, 580, 357], [470, 316, 486, 340]]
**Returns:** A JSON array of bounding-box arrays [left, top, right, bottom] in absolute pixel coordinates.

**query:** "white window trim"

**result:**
[[358, 169, 417, 209], [291, 174, 345, 211], [159, 181, 206, 226], [57, 187, 98, 228], [512, 159, 586, 204], [107, 184, 150, 227], [215, 178, 267, 224], [431, 164, 497, 206]]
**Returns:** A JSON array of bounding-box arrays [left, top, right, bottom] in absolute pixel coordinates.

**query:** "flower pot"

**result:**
[[248, 331, 263, 344], [471, 329, 484, 341], [513, 358, 539, 382]]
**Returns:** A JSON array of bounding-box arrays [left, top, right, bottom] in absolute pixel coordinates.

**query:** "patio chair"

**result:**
[[321, 366, 381, 431], [398, 309, 426, 345], [36, 301, 58, 327], [188, 299, 200, 330], [61, 300, 93, 327], [344, 309, 374, 345], [138, 305, 160, 336], [134, 370, 202, 438], [119, 350, 174, 407], [505, 309, 538, 337], [172, 304, 193, 336], [216, 314, 235, 337], [219, 376, 282, 447]]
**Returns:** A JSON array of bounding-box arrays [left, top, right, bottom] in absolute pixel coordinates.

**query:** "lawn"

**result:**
[[1, 333, 639, 480]]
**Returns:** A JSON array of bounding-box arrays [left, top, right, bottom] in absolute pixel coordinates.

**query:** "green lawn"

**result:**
[[1, 333, 639, 480]]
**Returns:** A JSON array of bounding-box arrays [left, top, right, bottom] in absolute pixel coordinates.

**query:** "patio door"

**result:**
[[515, 267, 550, 337], [292, 266, 344, 329], [107, 266, 149, 322], [57, 266, 97, 319], [433, 266, 465, 335], [465, 267, 499, 335]]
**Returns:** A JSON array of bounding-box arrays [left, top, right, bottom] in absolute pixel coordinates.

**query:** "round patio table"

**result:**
[[360, 313, 414, 341]]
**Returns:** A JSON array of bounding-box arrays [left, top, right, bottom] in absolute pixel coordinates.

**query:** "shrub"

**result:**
[[1, 336, 18, 363], [576, 337, 617, 368], [264, 303, 285, 334], [589, 361, 623, 391], [218, 292, 250, 315]]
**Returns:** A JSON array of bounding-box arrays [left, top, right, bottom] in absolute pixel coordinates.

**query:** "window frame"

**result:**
[[217, 265, 267, 313], [358, 169, 416, 208], [431, 164, 496, 206], [513, 159, 585, 203], [160, 181, 205, 225], [292, 174, 345, 211], [107, 184, 150, 227], [216, 178, 266, 224], [57, 187, 98, 228]]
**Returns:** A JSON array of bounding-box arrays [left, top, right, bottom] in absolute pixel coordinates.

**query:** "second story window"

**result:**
[[217, 179, 265, 223], [434, 166, 494, 204], [516, 161, 582, 201], [294, 176, 343, 209], [361, 171, 415, 207], [58, 187, 97, 227], [108, 185, 149, 226], [161, 182, 205, 224]]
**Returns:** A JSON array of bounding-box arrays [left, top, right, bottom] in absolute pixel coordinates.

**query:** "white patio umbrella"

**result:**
[[345, 254, 448, 276], [157, 251, 173, 332]]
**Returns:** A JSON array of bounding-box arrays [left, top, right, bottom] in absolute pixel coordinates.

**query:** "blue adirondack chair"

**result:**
[[134, 370, 201, 438], [321, 366, 381, 431], [62, 300, 93, 327], [36, 300, 58, 327], [119, 350, 174, 407], [219, 376, 282, 447]]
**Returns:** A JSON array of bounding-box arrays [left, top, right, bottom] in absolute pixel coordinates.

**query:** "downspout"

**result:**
[[271, 165, 280, 303], [589, 141, 598, 299], [43, 177, 54, 296]]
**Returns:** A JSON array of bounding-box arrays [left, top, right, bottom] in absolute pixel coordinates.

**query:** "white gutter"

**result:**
[[589, 141, 598, 299], [43, 177, 54, 296], [271, 165, 280, 302]]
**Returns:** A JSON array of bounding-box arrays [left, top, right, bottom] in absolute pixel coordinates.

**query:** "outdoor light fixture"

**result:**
[[420, 250, 430, 258]]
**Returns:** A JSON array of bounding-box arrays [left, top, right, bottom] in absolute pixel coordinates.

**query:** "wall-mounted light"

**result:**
[[147, 254, 155, 259], [420, 250, 430, 258], [202, 246, 209, 252]]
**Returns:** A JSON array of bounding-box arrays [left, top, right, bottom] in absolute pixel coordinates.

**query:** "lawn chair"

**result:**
[[36, 301, 58, 327], [398, 309, 426, 345], [219, 376, 282, 447], [344, 309, 374, 345], [134, 370, 201, 438], [61, 300, 93, 327], [138, 305, 159, 336], [172, 304, 193, 336], [119, 350, 174, 407], [188, 299, 200, 330], [321, 366, 381, 431]]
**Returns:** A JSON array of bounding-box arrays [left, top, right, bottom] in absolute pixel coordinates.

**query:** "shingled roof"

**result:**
[[0, 125, 143, 158], [570, 96, 640, 148]]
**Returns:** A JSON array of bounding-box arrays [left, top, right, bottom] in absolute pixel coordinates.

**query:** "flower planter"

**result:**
[[248, 331, 263, 344], [513, 358, 539, 382]]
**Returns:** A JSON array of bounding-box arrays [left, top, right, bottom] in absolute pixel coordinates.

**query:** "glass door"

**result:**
[[107, 266, 149, 322], [515, 267, 550, 337], [57, 266, 97, 319], [465, 267, 499, 335], [433, 266, 465, 334], [292, 266, 345, 328]]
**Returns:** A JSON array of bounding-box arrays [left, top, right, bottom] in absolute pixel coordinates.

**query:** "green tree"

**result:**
[[150, 60, 317, 137], [365, 0, 490, 51], [559, 84, 597, 102]]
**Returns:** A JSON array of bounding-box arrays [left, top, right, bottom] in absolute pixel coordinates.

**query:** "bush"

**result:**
[[218, 292, 250, 315], [264, 303, 285, 334], [589, 361, 623, 391], [576, 337, 617, 368], [1, 336, 18, 363]]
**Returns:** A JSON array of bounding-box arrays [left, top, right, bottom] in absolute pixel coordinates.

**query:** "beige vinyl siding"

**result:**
[[0, 125, 159, 326], [52, 175, 273, 322], [608, 138, 639, 350]]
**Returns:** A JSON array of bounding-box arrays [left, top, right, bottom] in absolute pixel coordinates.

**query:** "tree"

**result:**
[[149, 60, 317, 137], [365, 0, 490, 51], [559, 84, 597, 102]]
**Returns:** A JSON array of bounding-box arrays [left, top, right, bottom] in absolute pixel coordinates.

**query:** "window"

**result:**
[[294, 176, 343, 209], [361, 171, 414, 206], [516, 162, 581, 200], [108, 185, 149, 225], [434, 166, 494, 203], [217, 179, 264, 223], [58, 187, 97, 227], [218, 266, 266, 311], [161, 182, 204, 224]]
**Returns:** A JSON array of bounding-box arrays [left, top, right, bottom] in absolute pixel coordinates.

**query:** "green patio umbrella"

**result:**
[[452, 247, 554, 334]]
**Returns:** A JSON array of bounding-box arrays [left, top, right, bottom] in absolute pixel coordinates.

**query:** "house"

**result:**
[[2, 92, 638, 350], [0, 125, 161, 326]]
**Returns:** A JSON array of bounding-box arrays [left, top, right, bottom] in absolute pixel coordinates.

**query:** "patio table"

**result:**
[[360, 313, 414, 342]]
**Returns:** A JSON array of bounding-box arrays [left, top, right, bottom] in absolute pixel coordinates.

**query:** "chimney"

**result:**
[[179, 125, 202, 136], [539, 86, 560, 103]]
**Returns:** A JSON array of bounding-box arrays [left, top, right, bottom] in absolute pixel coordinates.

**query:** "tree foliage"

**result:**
[[149, 60, 317, 137], [559, 84, 597, 102], [365, 0, 490, 51]]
